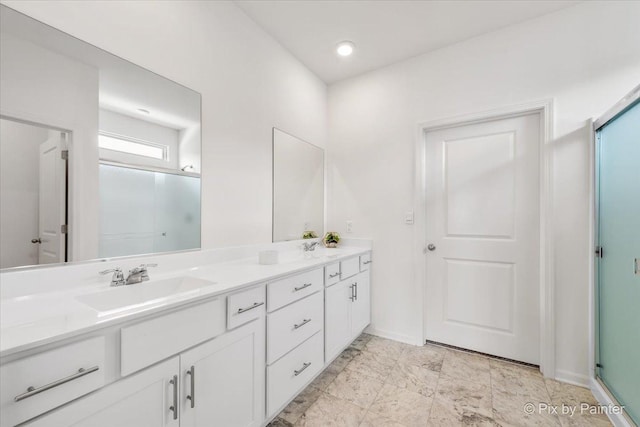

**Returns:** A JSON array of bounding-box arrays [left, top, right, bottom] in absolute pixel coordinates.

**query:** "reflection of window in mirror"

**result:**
[[0, 4, 202, 268], [98, 133, 167, 160]]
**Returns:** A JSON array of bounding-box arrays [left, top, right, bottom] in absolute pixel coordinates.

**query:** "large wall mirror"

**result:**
[[272, 128, 324, 242], [0, 5, 201, 269]]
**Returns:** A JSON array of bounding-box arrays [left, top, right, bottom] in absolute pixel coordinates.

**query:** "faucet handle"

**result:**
[[100, 268, 125, 287]]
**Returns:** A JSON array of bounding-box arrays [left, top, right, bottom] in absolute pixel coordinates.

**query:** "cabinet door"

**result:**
[[351, 270, 371, 337], [180, 318, 265, 427], [325, 280, 352, 362], [25, 358, 180, 427]]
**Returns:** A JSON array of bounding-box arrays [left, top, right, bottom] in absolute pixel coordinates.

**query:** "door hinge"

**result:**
[[61, 150, 69, 160], [595, 246, 604, 258], [61, 224, 68, 234]]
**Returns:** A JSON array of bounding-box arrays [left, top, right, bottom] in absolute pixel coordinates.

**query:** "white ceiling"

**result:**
[[235, 0, 580, 83]]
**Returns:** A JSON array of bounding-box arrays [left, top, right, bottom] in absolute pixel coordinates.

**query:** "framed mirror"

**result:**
[[272, 128, 324, 242], [0, 5, 201, 269]]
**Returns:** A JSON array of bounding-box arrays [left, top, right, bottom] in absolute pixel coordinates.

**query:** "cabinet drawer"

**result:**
[[340, 257, 360, 280], [267, 291, 323, 364], [267, 332, 323, 416], [360, 253, 372, 271], [324, 262, 341, 287], [267, 268, 323, 312], [121, 298, 225, 376], [227, 285, 266, 330], [1, 337, 106, 427]]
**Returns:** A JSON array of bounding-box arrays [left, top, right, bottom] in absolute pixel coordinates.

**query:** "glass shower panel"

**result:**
[[99, 164, 201, 258], [596, 100, 640, 425]]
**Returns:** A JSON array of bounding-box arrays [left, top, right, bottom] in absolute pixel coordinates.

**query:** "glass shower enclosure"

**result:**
[[98, 163, 201, 258], [594, 87, 640, 425]]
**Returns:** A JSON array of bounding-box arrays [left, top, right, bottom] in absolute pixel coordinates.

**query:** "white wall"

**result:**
[[327, 1, 640, 383], [0, 31, 100, 262], [0, 119, 49, 268], [2, 0, 328, 249]]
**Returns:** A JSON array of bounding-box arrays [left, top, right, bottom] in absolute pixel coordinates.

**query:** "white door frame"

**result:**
[[414, 99, 555, 376]]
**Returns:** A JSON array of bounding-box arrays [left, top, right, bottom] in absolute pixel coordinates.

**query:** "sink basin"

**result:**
[[76, 276, 217, 314]]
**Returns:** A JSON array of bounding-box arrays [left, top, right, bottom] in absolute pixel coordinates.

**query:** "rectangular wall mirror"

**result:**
[[272, 128, 324, 242], [0, 5, 201, 269]]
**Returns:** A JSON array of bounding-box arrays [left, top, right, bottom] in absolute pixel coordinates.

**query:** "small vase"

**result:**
[[322, 232, 340, 248]]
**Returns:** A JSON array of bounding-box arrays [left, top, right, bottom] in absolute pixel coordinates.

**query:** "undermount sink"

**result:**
[[76, 276, 217, 313]]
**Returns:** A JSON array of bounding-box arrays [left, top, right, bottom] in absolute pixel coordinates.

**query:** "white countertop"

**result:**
[[0, 246, 370, 358]]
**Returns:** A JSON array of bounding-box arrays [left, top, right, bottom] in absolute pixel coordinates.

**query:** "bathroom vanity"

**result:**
[[0, 242, 372, 426]]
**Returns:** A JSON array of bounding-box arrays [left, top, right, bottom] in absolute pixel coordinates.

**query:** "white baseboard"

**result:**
[[555, 369, 590, 387], [364, 326, 422, 346], [590, 378, 635, 427]]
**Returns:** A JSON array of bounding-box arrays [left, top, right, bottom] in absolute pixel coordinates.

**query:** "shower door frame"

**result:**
[[589, 84, 640, 427]]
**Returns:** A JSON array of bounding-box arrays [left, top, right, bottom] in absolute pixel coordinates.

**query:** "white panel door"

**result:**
[[180, 318, 265, 427], [38, 132, 66, 264], [424, 113, 540, 364]]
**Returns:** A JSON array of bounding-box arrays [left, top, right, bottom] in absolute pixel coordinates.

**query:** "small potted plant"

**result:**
[[302, 230, 318, 239], [322, 231, 340, 248]]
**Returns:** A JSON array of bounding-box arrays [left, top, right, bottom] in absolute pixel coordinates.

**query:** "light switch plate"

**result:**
[[405, 211, 414, 225]]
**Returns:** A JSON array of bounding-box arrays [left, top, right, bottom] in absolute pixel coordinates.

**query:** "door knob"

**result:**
[[31, 238, 42, 244], [427, 244, 436, 251]]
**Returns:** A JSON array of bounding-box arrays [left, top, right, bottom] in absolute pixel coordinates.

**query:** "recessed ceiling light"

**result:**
[[336, 41, 355, 57], [137, 108, 150, 114]]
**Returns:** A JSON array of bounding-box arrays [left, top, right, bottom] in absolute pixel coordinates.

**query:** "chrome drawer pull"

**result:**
[[354, 282, 358, 300], [349, 284, 355, 301], [237, 301, 264, 314], [186, 365, 195, 409], [363, 260, 372, 265], [328, 272, 340, 278], [14, 366, 99, 402], [169, 375, 178, 420], [293, 283, 313, 292], [294, 362, 311, 376], [293, 318, 312, 330]]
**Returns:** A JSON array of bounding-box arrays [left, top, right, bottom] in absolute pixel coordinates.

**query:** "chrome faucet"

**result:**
[[100, 263, 157, 287], [125, 263, 158, 285], [100, 268, 126, 287], [302, 241, 321, 252]]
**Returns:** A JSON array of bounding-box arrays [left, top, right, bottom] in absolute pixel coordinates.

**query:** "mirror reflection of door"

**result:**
[[0, 117, 67, 268]]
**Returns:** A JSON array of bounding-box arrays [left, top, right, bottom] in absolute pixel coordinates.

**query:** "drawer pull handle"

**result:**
[[293, 318, 312, 330], [294, 283, 313, 292], [349, 284, 355, 301], [14, 365, 100, 402], [169, 375, 178, 420], [363, 260, 372, 265], [354, 282, 358, 300], [237, 301, 264, 314], [328, 272, 340, 278], [294, 362, 311, 376], [186, 365, 195, 409]]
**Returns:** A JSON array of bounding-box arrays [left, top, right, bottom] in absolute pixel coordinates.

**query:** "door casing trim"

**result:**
[[414, 99, 555, 377]]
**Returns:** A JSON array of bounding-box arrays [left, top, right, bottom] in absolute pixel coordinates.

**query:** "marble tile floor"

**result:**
[[267, 334, 612, 427]]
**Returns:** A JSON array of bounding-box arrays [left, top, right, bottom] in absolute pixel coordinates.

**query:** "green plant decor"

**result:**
[[302, 230, 318, 239], [323, 231, 340, 248]]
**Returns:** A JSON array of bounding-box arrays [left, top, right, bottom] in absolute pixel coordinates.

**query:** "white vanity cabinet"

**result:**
[[25, 357, 180, 427], [325, 255, 371, 362], [179, 317, 265, 427], [265, 268, 325, 417]]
